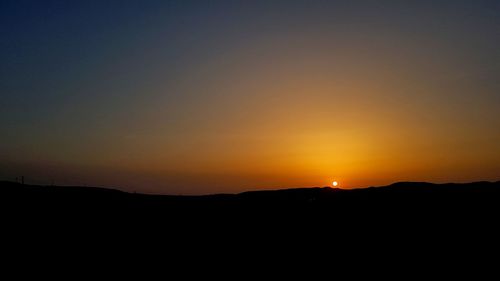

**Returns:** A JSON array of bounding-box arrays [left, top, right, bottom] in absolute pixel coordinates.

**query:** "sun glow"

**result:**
[[332, 181, 338, 187]]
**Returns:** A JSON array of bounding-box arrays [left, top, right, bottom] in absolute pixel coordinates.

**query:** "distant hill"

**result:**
[[2, 180, 499, 209], [3, 180, 499, 249]]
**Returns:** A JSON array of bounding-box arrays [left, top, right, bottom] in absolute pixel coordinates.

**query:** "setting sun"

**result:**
[[1, 1, 499, 195]]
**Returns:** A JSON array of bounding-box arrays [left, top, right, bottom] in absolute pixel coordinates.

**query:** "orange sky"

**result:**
[[1, 1, 499, 194]]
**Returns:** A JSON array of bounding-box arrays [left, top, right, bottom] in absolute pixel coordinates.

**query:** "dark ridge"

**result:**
[[2, 180, 499, 207], [0, 180, 126, 194], [2, 180, 500, 247], [2, 179, 500, 197]]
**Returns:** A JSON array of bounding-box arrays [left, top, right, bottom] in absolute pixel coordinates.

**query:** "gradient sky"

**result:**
[[1, 0, 499, 194]]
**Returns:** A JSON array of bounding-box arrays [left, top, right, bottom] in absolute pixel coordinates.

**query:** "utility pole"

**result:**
[[21, 176, 24, 185]]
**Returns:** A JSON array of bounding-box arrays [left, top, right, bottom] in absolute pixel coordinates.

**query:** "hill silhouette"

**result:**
[[3, 180, 499, 257], [2, 180, 499, 217]]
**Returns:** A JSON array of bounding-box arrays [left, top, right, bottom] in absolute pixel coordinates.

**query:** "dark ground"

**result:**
[[2, 180, 499, 270], [2, 180, 499, 227]]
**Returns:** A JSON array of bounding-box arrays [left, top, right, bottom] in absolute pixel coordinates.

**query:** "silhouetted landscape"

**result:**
[[3, 179, 499, 259], [3, 180, 499, 222], [2, 1, 499, 260]]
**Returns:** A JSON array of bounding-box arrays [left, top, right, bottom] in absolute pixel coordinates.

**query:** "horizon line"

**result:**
[[2, 179, 499, 197]]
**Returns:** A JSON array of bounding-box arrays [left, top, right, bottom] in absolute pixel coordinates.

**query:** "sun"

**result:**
[[332, 181, 338, 187]]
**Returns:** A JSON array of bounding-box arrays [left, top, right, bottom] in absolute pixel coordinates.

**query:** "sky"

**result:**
[[1, 0, 499, 194]]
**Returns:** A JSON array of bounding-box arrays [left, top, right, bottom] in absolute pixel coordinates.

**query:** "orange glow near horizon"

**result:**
[[7, 49, 500, 194], [2, 2, 499, 195]]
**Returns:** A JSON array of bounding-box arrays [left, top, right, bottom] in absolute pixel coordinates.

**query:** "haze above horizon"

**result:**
[[1, 1, 499, 194]]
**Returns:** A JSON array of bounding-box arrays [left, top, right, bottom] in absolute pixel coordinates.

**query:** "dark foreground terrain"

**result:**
[[2, 180, 499, 224], [2, 180, 499, 265]]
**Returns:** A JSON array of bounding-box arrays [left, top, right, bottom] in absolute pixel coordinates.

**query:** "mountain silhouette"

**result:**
[[3, 180, 499, 257], [2, 180, 499, 215]]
